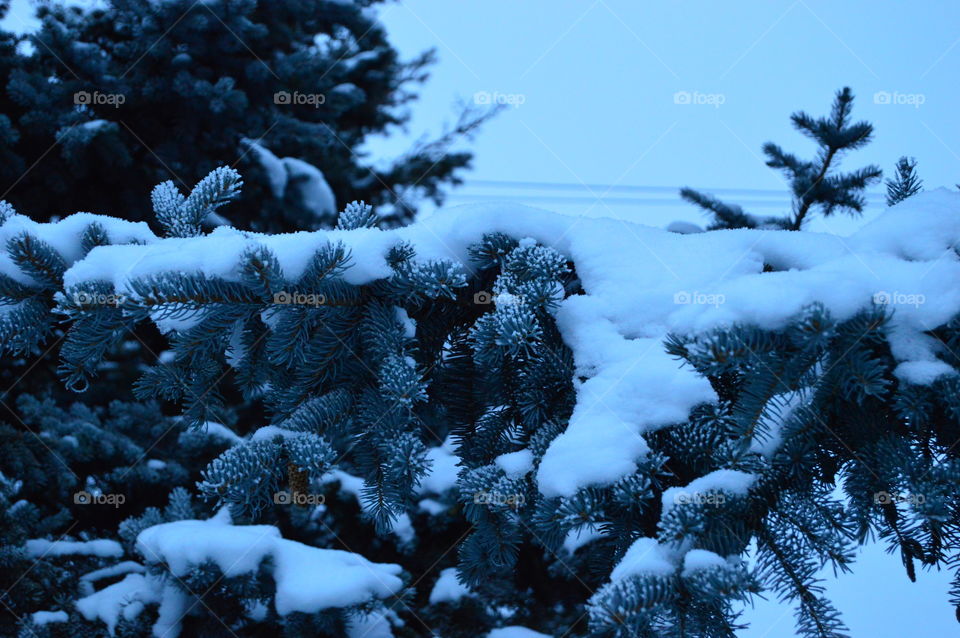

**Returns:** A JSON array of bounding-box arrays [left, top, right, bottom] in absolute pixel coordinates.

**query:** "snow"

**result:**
[[75, 573, 160, 636], [245, 140, 288, 198], [395, 306, 417, 338], [321, 469, 415, 542], [487, 626, 552, 638], [186, 421, 243, 446], [748, 392, 803, 458], [347, 609, 395, 638], [417, 438, 460, 495], [25, 538, 123, 559], [418, 498, 448, 515], [323, 468, 366, 497], [388, 513, 416, 545], [136, 517, 402, 621], [609, 537, 677, 581], [153, 582, 188, 638], [429, 567, 471, 604], [137, 520, 279, 577], [893, 360, 956, 385], [244, 140, 338, 219], [79, 561, 145, 596], [681, 549, 728, 576], [0, 212, 153, 287], [270, 536, 403, 615], [250, 424, 311, 442], [666, 220, 704, 234], [30, 610, 68, 625], [661, 469, 756, 512], [282, 157, 337, 219], [494, 449, 534, 478], [32, 187, 960, 554], [82, 119, 109, 132], [563, 524, 603, 554]]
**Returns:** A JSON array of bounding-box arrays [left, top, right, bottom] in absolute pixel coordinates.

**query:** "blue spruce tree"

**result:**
[[0, 0, 495, 232], [4, 168, 960, 637], [681, 88, 882, 230]]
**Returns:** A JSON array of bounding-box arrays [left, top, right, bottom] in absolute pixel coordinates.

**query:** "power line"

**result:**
[[464, 179, 886, 201], [444, 194, 798, 207]]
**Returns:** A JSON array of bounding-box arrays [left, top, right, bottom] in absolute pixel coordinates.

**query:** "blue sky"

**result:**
[[372, 0, 960, 233], [4, 1, 958, 635], [355, 3, 960, 633], [373, 0, 960, 638]]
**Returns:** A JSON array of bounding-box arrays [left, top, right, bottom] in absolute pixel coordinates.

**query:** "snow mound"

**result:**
[[488, 626, 552, 638], [245, 140, 336, 218], [44, 189, 960, 501], [25, 538, 123, 559], [75, 573, 162, 636], [610, 537, 678, 581], [429, 567, 471, 604], [136, 518, 404, 617]]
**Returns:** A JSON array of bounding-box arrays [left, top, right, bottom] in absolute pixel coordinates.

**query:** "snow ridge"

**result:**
[[49, 189, 960, 500]]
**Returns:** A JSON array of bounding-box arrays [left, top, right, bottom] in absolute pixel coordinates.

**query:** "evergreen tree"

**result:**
[[1, 0, 495, 232], [681, 87, 882, 230], [0, 395, 234, 635], [5, 168, 960, 637], [0, 0, 500, 440], [885, 156, 923, 206]]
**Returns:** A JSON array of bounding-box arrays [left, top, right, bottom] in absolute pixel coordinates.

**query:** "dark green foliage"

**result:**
[[0, 0, 495, 232], [682, 88, 883, 230], [0, 397, 230, 635], [885, 156, 923, 206], [5, 168, 960, 637]]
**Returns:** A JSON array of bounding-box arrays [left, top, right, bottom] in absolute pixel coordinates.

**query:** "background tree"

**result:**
[[681, 87, 882, 230], [1, 0, 495, 232], [885, 156, 923, 206], [0, 0, 500, 409]]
